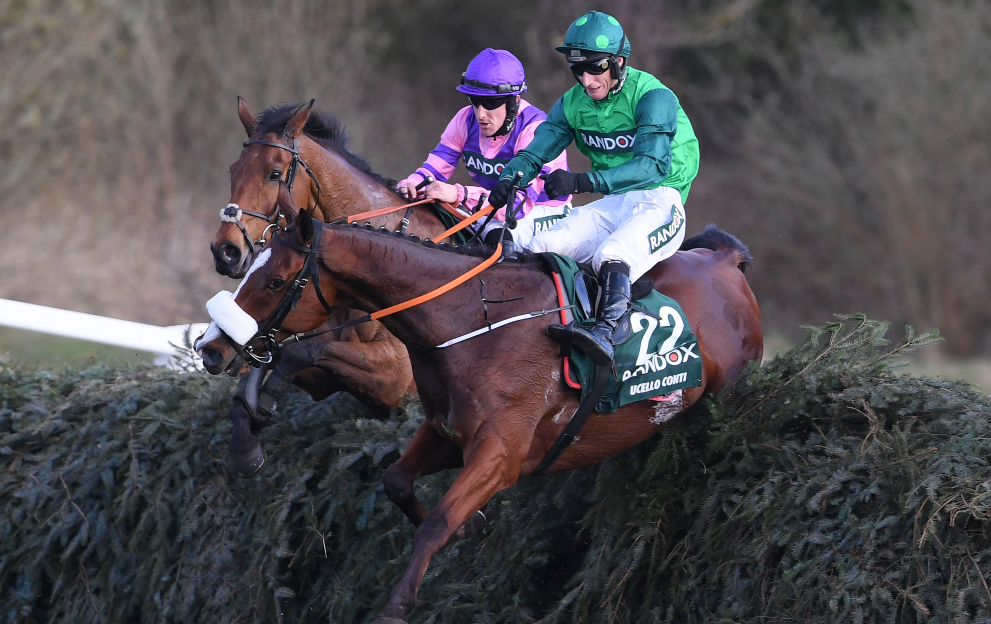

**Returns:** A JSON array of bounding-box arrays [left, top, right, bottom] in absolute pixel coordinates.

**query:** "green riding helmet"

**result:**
[[555, 10, 631, 62]]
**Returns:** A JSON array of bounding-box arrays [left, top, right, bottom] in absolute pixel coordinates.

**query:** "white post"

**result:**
[[0, 298, 210, 369]]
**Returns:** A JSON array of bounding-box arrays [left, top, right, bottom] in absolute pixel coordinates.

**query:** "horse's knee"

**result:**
[[383, 464, 415, 505]]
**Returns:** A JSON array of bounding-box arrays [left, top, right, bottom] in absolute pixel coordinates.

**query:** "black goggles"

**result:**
[[468, 95, 511, 110], [570, 58, 611, 77]]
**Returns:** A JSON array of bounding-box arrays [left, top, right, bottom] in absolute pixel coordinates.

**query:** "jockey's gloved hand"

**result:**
[[540, 170, 593, 199], [489, 178, 515, 209]]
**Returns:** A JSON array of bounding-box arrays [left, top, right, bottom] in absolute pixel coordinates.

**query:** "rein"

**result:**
[[231, 223, 335, 365], [235, 220, 504, 364]]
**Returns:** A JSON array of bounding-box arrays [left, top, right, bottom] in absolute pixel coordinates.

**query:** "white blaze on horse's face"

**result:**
[[234, 248, 272, 297], [193, 322, 222, 351]]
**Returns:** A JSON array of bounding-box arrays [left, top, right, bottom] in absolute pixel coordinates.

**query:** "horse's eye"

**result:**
[[267, 278, 285, 291], [269, 170, 282, 182]]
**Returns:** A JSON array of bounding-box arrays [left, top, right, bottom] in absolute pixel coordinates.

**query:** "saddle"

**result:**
[[568, 261, 654, 320], [540, 253, 703, 413]]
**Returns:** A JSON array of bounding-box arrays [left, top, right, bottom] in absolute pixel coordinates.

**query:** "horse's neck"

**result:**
[[318, 228, 549, 346], [300, 137, 448, 239], [301, 137, 399, 222]]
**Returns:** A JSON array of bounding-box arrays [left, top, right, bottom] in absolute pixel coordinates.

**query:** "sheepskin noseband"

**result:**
[[205, 291, 259, 345]]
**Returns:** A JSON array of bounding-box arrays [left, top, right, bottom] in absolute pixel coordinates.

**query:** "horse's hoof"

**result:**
[[228, 444, 266, 477]]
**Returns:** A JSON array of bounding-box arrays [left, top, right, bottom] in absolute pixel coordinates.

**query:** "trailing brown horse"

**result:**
[[211, 98, 448, 278], [202, 99, 453, 474], [196, 209, 763, 623]]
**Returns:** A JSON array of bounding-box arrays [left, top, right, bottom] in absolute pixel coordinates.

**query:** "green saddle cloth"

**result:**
[[429, 202, 472, 246], [548, 254, 703, 413]]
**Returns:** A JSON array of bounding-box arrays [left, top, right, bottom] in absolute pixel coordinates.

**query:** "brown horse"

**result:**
[[202, 100, 453, 474], [211, 98, 448, 278], [196, 210, 762, 623]]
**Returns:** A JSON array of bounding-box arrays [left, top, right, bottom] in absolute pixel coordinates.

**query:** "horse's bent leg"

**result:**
[[375, 437, 521, 623], [227, 396, 265, 477], [382, 420, 463, 527], [306, 333, 413, 412]]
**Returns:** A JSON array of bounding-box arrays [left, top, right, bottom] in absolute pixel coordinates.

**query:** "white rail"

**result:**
[[0, 298, 210, 368]]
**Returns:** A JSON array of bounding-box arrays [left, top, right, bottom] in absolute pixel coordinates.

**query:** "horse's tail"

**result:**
[[680, 224, 752, 274]]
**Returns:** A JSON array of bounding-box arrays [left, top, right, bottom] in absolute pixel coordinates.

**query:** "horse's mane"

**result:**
[[256, 103, 396, 190]]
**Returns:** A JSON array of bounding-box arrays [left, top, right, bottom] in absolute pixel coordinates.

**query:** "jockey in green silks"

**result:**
[[489, 10, 700, 368]]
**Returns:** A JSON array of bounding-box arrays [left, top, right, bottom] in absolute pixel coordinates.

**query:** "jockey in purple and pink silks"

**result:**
[[396, 48, 572, 252]]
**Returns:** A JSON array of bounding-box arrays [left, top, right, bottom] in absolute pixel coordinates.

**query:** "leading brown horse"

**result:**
[[196, 211, 762, 623], [203, 100, 454, 474]]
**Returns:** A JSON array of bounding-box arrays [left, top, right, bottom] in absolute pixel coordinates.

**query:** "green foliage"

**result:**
[[2, 316, 990, 623]]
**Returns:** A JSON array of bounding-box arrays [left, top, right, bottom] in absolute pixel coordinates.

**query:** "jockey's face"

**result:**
[[472, 97, 515, 137], [576, 57, 624, 101]]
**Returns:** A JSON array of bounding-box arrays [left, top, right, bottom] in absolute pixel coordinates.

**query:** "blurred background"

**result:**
[[0, 0, 988, 375]]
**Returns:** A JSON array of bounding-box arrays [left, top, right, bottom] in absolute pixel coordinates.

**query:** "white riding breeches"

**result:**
[[527, 186, 686, 281], [480, 203, 573, 249]]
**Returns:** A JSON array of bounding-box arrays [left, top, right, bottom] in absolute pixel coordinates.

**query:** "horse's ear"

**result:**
[[284, 99, 315, 139], [237, 96, 257, 137], [277, 182, 299, 221], [297, 208, 314, 246]]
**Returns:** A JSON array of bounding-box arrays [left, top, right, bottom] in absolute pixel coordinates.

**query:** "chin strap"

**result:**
[[490, 97, 521, 137]]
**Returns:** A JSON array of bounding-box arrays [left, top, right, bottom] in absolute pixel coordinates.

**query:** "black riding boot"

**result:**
[[547, 261, 632, 366]]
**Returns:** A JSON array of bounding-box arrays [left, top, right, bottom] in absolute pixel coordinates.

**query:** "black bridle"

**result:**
[[231, 219, 335, 366], [223, 138, 324, 252]]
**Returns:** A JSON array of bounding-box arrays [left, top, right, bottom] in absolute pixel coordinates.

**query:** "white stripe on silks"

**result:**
[[233, 248, 272, 297], [193, 322, 222, 351], [220, 203, 242, 223], [205, 291, 259, 345]]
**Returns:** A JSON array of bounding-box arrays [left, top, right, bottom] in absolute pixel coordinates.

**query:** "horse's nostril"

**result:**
[[221, 244, 241, 264], [199, 346, 223, 369]]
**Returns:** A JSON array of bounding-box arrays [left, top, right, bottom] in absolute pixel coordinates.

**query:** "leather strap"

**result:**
[[530, 364, 610, 476]]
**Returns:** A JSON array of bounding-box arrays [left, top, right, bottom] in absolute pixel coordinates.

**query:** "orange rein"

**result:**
[[431, 204, 496, 241], [331, 198, 501, 323], [369, 243, 502, 321], [345, 198, 472, 224]]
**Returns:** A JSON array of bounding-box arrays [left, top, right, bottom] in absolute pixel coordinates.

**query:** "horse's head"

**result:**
[[197, 209, 337, 374], [211, 97, 315, 278]]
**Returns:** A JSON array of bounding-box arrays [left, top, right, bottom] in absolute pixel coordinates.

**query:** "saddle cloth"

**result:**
[[544, 253, 702, 413]]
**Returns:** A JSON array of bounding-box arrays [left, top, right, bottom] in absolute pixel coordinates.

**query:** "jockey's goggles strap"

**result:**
[[460, 74, 526, 94]]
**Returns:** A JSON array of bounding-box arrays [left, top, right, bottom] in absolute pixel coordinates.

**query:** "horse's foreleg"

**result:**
[[227, 395, 266, 477], [375, 437, 521, 623], [382, 420, 463, 527], [302, 335, 414, 412]]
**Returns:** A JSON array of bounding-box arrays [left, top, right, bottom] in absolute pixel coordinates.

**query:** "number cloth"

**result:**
[[549, 253, 702, 413]]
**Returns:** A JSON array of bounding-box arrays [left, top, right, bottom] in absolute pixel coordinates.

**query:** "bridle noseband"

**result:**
[[222, 138, 324, 252], [232, 219, 335, 366]]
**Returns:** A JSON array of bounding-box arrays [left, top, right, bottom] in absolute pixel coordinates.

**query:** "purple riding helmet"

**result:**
[[457, 48, 527, 137]]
